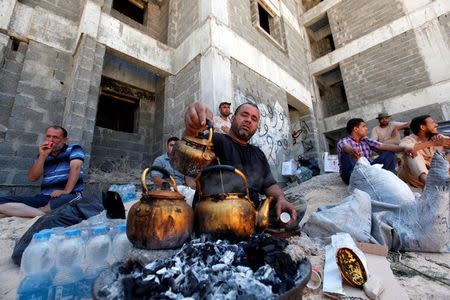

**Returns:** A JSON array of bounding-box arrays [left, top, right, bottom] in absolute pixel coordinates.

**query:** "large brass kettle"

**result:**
[[169, 119, 217, 177], [126, 166, 193, 249], [194, 165, 272, 241]]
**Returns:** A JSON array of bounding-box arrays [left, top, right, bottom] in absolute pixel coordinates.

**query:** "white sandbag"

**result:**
[[302, 189, 373, 243], [349, 157, 415, 205], [397, 153, 450, 252]]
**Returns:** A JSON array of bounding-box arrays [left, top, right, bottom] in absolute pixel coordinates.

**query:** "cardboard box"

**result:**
[[323, 152, 339, 173]]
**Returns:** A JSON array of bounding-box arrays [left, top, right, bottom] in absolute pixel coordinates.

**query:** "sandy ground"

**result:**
[[0, 173, 449, 299]]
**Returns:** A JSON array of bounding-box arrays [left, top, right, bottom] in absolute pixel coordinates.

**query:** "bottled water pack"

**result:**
[[17, 217, 131, 300]]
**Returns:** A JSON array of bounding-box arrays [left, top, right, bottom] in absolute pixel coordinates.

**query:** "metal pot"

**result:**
[[169, 119, 217, 177], [194, 165, 272, 241], [126, 166, 193, 249]]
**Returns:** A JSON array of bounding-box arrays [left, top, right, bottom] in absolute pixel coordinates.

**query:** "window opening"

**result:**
[[96, 93, 139, 133], [306, 13, 335, 59], [258, 3, 271, 34], [112, 0, 146, 24], [315, 66, 349, 118]]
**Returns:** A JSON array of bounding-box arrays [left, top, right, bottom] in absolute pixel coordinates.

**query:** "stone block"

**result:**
[[0, 155, 34, 170], [5, 130, 39, 145], [11, 105, 44, 121]]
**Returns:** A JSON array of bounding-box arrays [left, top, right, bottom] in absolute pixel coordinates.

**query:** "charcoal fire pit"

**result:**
[[93, 234, 311, 300]]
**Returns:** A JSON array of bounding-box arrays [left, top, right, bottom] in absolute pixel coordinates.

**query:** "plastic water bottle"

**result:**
[[112, 224, 132, 262], [17, 231, 54, 300], [51, 229, 85, 300], [80, 226, 111, 299]]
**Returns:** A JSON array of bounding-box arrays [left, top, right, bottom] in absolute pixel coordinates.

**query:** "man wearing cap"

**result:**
[[213, 102, 232, 134], [371, 112, 409, 145]]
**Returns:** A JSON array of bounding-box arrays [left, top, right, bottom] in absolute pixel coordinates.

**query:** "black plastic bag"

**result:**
[[11, 190, 125, 266]]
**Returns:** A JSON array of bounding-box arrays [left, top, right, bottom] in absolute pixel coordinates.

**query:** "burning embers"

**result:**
[[96, 234, 310, 299]]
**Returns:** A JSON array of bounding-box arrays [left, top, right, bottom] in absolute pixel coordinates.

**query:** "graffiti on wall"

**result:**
[[291, 120, 314, 153], [234, 91, 291, 165]]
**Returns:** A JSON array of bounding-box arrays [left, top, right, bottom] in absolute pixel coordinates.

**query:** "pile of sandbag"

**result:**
[[303, 153, 449, 252]]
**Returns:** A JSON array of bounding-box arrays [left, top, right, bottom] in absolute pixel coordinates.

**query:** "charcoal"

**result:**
[[97, 234, 307, 299]]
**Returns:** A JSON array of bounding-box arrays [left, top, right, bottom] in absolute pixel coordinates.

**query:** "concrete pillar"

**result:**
[[62, 35, 105, 166], [199, 0, 233, 113], [200, 47, 233, 112]]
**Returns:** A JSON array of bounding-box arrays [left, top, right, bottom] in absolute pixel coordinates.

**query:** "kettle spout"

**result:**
[[256, 196, 273, 230]]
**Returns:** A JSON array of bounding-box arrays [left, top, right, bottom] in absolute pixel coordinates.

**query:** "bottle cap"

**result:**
[[64, 229, 81, 237], [92, 226, 109, 235], [280, 212, 291, 223], [33, 231, 51, 240], [117, 224, 127, 232]]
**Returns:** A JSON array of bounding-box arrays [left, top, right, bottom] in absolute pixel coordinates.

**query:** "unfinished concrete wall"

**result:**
[[231, 58, 295, 181], [340, 30, 431, 110], [161, 55, 201, 152], [0, 40, 73, 195], [167, 0, 199, 47], [18, 0, 83, 22], [328, 0, 405, 47], [439, 12, 450, 46], [228, 0, 310, 87]]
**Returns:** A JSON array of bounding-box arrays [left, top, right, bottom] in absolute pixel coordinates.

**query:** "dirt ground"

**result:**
[[0, 173, 449, 299]]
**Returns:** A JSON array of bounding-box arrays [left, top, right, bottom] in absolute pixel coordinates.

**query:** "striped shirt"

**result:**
[[40, 144, 85, 195]]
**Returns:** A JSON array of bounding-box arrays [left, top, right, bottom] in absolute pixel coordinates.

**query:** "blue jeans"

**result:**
[[0, 192, 82, 210], [340, 151, 396, 184]]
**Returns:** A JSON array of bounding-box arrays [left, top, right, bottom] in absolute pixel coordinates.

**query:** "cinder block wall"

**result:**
[[0, 40, 73, 195], [328, 0, 405, 47], [18, 0, 83, 22], [340, 30, 431, 109], [229, 0, 311, 87], [439, 12, 450, 45], [167, 0, 200, 47]]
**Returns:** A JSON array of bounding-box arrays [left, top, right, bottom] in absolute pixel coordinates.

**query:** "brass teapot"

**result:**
[[169, 119, 217, 177], [126, 166, 193, 250], [194, 165, 273, 241]]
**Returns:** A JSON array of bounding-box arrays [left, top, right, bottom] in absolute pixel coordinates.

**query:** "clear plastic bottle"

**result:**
[[51, 229, 85, 300], [17, 231, 54, 300], [80, 226, 111, 299], [112, 224, 132, 262]]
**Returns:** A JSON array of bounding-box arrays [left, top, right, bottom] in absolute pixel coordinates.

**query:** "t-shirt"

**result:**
[[371, 122, 407, 144], [151, 153, 185, 186], [213, 115, 231, 134], [41, 144, 85, 195], [212, 133, 276, 207]]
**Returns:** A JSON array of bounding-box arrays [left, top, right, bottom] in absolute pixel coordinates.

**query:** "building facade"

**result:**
[[0, 0, 449, 194]]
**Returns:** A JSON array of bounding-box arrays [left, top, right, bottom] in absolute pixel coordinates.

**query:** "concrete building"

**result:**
[[0, 0, 449, 194]]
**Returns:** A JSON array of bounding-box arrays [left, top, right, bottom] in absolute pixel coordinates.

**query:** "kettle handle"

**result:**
[[196, 165, 249, 197], [141, 166, 179, 193], [197, 119, 214, 152]]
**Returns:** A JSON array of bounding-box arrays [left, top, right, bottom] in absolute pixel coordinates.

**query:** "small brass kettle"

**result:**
[[126, 166, 193, 250], [194, 165, 273, 241], [169, 120, 217, 177]]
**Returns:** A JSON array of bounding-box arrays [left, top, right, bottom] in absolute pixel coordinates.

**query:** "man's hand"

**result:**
[[275, 198, 297, 228], [185, 102, 214, 137], [39, 141, 53, 158], [432, 134, 450, 148], [350, 148, 362, 160], [221, 126, 230, 134], [402, 146, 417, 158], [50, 190, 68, 198], [184, 176, 196, 189]]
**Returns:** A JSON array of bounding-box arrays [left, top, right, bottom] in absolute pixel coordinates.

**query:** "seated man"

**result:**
[[338, 118, 410, 184], [151, 137, 195, 188], [0, 126, 84, 217], [184, 101, 298, 228], [398, 115, 450, 189], [371, 112, 409, 145]]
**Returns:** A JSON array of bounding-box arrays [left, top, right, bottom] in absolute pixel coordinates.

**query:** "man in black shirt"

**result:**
[[185, 101, 298, 227]]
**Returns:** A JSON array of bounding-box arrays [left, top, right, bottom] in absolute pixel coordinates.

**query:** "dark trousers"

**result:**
[[340, 151, 396, 184]]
